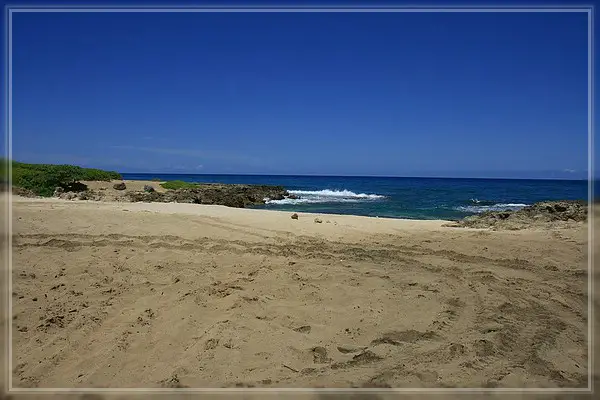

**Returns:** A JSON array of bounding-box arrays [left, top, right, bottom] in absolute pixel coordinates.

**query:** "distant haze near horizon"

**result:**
[[119, 170, 589, 181], [9, 9, 590, 180]]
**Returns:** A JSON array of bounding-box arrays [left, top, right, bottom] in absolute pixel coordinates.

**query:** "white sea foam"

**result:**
[[288, 189, 385, 199], [265, 197, 363, 205], [455, 203, 529, 213], [265, 189, 385, 205]]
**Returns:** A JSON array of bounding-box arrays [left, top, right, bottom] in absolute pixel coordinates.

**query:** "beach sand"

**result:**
[[2, 194, 596, 393]]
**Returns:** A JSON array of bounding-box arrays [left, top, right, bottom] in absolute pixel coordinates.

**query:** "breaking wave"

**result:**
[[455, 203, 529, 213], [265, 189, 385, 205]]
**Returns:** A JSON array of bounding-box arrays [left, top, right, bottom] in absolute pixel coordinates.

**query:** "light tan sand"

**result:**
[[2, 194, 595, 392], [80, 180, 168, 201]]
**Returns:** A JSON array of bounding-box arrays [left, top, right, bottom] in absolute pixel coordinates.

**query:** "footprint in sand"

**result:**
[[371, 330, 438, 346], [293, 325, 311, 334], [337, 344, 366, 354], [312, 346, 331, 364]]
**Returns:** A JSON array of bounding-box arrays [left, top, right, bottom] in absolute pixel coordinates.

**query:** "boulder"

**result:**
[[113, 182, 127, 190], [53, 187, 64, 197], [143, 185, 155, 193], [269, 193, 285, 201]]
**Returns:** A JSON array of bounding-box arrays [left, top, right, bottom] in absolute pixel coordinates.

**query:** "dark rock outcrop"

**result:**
[[125, 191, 163, 203], [13, 180, 295, 209], [449, 200, 587, 230], [125, 184, 292, 208], [62, 181, 88, 192], [12, 187, 37, 197]]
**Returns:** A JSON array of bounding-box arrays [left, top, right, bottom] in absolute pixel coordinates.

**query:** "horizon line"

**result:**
[[119, 171, 590, 181]]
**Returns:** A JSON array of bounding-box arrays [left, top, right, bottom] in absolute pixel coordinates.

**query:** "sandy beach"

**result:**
[[3, 194, 594, 392]]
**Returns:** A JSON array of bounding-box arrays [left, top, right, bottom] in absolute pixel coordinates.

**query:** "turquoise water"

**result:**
[[122, 173, 589, 220]]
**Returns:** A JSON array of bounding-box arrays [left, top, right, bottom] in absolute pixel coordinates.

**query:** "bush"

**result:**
[[160, 180, 200, 190], [0, 158, 8, 183], [10, 160, 122, 197]]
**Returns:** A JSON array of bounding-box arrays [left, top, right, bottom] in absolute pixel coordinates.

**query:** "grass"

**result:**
[[159, 180, 201, 190], [6, 160, 122, 197]]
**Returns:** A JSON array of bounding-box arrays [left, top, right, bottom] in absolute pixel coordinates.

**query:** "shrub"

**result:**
[[160, 180, 200, 190], [10, 160, 122, 197], [0, 158, 9, 182]]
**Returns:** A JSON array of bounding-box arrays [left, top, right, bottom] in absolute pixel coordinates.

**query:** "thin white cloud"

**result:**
[[563, 169, 577, 173]]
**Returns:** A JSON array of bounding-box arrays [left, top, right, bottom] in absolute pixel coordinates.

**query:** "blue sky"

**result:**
[[8, 6, 591, 179]]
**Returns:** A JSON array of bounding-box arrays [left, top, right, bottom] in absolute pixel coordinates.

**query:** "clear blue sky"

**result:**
[[9, 6, 591, 179]]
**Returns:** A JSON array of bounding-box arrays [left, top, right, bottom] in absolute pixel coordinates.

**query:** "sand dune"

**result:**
[[2, 195, 595, 394]]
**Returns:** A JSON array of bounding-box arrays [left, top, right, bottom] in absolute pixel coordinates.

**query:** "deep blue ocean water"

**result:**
[[122, 173, 589, 220]]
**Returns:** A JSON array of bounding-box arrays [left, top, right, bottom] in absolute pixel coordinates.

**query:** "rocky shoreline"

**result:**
[[14, 181, 296, 209], [123, 183, 296, 208], [446, 200, 588, 230]]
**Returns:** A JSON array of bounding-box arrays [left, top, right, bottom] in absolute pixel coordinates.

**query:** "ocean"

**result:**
[[121, 173, 589, 220]]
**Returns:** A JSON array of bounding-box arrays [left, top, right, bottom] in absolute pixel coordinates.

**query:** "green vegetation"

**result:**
[[0, 158, 8, 183], [160, 180, 200, 190], [10, 160, 122, 197]]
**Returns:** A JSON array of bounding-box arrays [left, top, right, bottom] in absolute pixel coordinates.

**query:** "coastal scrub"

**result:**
[[10, 161, 122, 197], [159, 180, 201, 190]]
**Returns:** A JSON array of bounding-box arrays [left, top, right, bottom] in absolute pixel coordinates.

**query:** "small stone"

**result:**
[[314, 217, 323, 223], [291, 213, 299, 220], [113, 182, 127, 190]]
